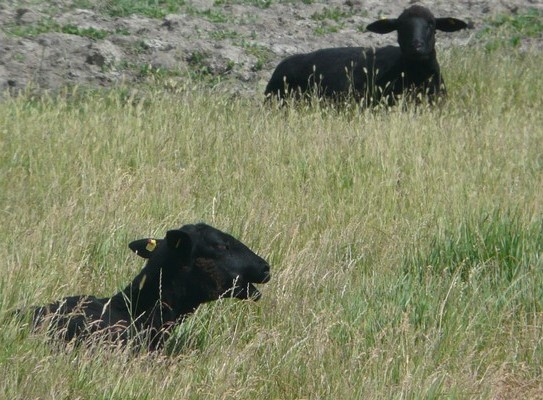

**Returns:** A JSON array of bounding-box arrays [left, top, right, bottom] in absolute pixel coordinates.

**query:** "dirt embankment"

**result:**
[[0, 0, 541, 98]]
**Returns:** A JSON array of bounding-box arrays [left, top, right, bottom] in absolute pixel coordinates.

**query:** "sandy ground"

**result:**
[[0, 0, 541, 98]]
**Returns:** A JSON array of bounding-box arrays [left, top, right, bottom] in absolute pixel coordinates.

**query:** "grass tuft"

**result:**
[[404, 209, 543, 282], [1, 47, 543, 398], [478, 8, 543, 51]]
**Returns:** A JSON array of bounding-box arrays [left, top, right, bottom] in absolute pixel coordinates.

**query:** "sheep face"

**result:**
[[181, 223, 271, 301], [366, 5, 468, 60], [129, 223, 271, 302]]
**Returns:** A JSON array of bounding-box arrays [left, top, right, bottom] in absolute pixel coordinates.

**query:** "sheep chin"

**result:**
[[226, 281, 261, 301]]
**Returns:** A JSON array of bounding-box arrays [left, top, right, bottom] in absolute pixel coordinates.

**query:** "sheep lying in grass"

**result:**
[[265, 5, 468, 106], [28, 223, 271, 350]]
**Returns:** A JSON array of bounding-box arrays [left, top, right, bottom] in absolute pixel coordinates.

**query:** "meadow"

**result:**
[[1, 46, 543, 399]]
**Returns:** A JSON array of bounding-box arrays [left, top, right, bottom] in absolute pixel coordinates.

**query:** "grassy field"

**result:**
[[1, 45, 543, 399]]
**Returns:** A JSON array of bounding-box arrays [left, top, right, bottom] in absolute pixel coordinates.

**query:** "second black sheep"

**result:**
[[265, 5, 468, 106]]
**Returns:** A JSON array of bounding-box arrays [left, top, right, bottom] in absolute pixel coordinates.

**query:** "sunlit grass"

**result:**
[[1, 47, 543, 398]]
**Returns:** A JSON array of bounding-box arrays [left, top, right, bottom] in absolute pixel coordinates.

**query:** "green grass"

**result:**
[[314, 21, 344, 36], [1, 47, 543, 398], [479, 8, 543, 51], [237, 40, 273, 70], [213, 0, 313, 5], [89, 0, 187, 18], [214, 0, 273, 8], [310, 5, 355, 35], [24, 0, 317, 19], [404, 210, 543, 282], [311, 6, 355, 22], [18, 0, 188, 19], [2, 18, 125, 39], [60, 24, 111, 39], [186, 7, 230, 23], [209, 29, 241, 40]]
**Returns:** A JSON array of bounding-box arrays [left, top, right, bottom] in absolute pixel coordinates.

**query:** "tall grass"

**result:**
[[1, 47, 543, 398]]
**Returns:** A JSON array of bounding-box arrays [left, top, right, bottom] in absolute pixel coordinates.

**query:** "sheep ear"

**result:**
[[129, 238, 159, 259], [366, 18, 398, 34], [165, 230, 192, 251], [436, 18, 468, 32]]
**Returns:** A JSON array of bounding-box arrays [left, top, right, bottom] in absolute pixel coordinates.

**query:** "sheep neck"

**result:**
[[110, 266, 207, 325]]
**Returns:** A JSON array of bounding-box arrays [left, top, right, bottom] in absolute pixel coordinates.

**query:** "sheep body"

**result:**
[[265, 5, 468, 106], [28, 223, 271, 350]]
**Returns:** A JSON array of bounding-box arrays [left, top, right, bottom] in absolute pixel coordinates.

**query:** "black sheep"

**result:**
[[265, 5, 468, 106], [28, 223, 271, 350]]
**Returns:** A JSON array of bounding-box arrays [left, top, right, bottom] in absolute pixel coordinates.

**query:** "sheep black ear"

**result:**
[[366, 18, 398, 34], [436, 18, 468, 32], [129, 238, 160, 259]]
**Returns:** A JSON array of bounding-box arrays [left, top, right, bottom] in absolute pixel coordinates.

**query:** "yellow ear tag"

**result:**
[[146, 239, 157, 252]]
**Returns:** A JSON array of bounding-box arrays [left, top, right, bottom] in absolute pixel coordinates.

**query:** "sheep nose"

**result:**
[[412, 40, 424, 52]]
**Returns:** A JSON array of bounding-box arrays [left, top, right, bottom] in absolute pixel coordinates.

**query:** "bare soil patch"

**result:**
[[0, 0, 541, 98]]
